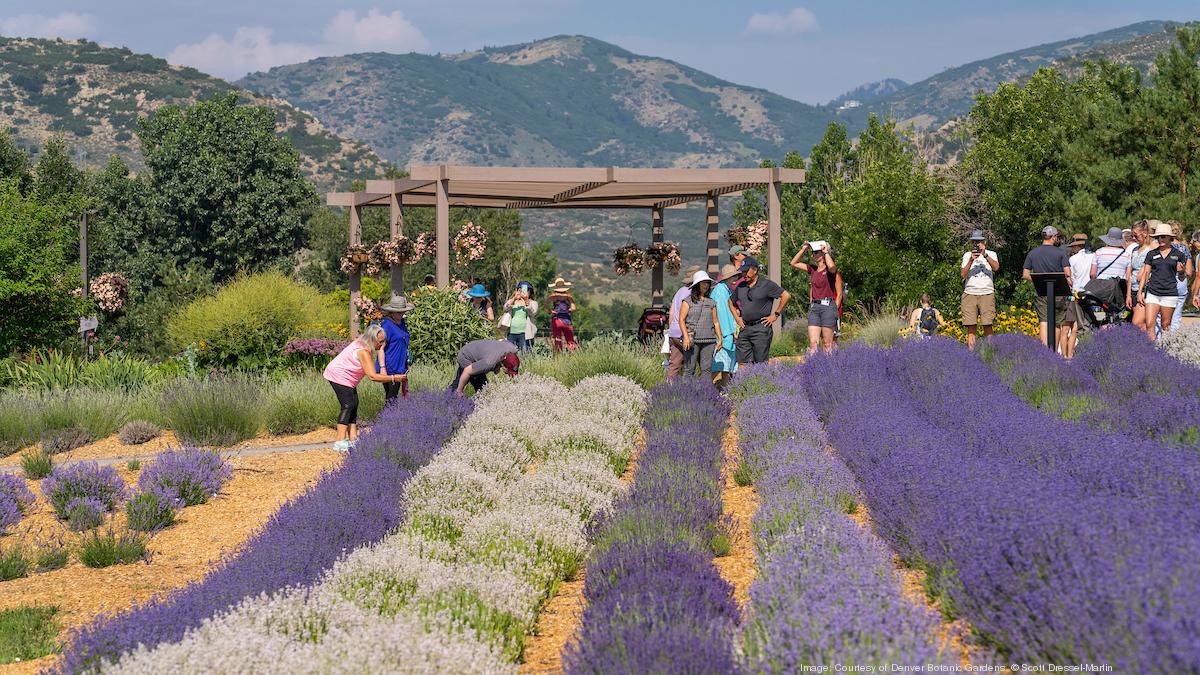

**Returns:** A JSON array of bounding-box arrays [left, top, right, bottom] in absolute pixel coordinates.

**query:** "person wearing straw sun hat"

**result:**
[[1137, 220, 1191, 338], [546, 277, 577, 353], [464, 282, 494, 321], [711, 263, 743, 387], [377, 296, 415, 402], [678, 270, 721, 380]]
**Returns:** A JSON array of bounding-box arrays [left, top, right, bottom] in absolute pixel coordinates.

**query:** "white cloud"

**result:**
[[324, 9, 429, 52], [0, 12, 97, 39], [168, 8, 428, 80], [744, 7, 819, 36]]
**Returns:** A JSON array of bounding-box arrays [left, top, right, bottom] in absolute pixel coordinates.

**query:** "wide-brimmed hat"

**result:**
[[1152, 222, 1174, 238], [500, 351, 520, 377], [1069, 233, 1088, 247], [719, 263, 740, 281], [465, 284, 490, 298], [689, 270, 714, 287], [738, 256, 761, 273], [1100, 227, 1125, 247], [968, 229, 986, 241], [682, 264, 701, 278], [548, 277, 572, 293], [380, 296, 415, 313]]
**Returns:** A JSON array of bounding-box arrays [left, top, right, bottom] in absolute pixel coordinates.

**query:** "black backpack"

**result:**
[[919, 308, 938, 334]]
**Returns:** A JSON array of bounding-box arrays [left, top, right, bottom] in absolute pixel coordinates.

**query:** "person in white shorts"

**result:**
[[1137, 222, 1191, 339]]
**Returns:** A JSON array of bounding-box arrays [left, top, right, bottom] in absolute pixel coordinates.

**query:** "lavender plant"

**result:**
[[42, 462, 126, 521], [66, 497, 107, 532], [0, 474, 35, 533], [137, 447, 232, 507], [126, 487, 178, 532]]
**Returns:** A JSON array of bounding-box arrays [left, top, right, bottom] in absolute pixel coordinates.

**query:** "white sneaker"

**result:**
[[333, 440, 350, 453]]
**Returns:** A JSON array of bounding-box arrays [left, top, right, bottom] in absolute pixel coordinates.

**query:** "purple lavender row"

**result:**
[[51, 391, 472, 675], [979, 332, 1198, 448], [563, 378, 738, 674], [735, 363, 944, 671], [1074, 324, 1200, 448], [804, 344, 1200, 672]]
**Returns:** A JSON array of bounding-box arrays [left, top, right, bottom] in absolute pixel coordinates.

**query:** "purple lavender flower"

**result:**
[[65, 496, 107, 532], [283, 338, 349, 357], [53, 390, 471, 674], [42, 462, 126, 520], [137, 447, 233, 507], [0, 474, 36, 534], [565, 379, 738, 674]]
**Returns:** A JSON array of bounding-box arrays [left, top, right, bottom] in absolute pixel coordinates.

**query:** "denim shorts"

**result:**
[[808, 300, 838, 328]]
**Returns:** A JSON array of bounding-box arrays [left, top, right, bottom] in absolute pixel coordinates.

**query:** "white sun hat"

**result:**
[[689, 270, 714, 287]]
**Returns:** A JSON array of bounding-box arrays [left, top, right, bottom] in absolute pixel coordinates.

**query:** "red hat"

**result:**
[[501, 352, 520, 377]]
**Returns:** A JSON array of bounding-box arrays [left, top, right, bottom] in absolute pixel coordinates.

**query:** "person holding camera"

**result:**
[[1023, 226, 1072, 348], [791, 241, 837, 354], [500, 281, 538, 352], [960, 230, 999, 351]]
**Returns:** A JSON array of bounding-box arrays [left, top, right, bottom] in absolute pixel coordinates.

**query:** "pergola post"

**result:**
[[348, 204, 363, 338], [651, 206, 665, 307], [435, 167, 450, 288], [705, 193, 720, 276], [767, 170, 782, 335], [389, 193, 404, 298]]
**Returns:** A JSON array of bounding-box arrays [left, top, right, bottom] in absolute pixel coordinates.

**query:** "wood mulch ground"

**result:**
[[713, 412, 759, 612], [0, 429, 338, 468], [518, 431, 645, 674], [0, 448, 341, 674], [845, 499, 979, 668]]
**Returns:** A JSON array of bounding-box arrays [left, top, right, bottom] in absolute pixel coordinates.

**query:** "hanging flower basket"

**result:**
[[367, 237, 420, 275], [340, 244, 370, 275], [645, 241, 682, 275], [414, 232, 437, 259], [726, 220, 768, 255], [454, 221, 487, 263], [90, 272, 129, 314], [613, 243, 648, 276]]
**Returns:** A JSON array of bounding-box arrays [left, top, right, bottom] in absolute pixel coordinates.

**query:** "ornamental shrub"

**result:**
[[43, 462, 126, 520], [20, 449, 52, 479], [406, 288, 494, 364], [41, 427, 93, 455], [117, 420, 161, 445], [0, 474, 35, 532], [78, 528, 148, 568], [167, 271, 342, 368], [138, 446, 232, 506], [160, 377, 261, 446]]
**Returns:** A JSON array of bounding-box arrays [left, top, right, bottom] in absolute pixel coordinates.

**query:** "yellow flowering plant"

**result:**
[[940, 304, 1039, 343]]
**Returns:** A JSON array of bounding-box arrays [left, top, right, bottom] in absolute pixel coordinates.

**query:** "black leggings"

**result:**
[[329, 381, 359, 425]]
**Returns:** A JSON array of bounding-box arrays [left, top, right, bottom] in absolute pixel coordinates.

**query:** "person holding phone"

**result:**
[[961, 230, 999, 351], [501, 281, 538, 352], [790, 241, 836, 354]]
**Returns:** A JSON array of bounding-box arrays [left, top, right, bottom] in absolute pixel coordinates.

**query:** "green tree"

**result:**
[[33, 136, 85, 201], [0, 180, 88, 354], [962, 68, 1085, 297], [811, 116, 957, 307], [136, 93, 319, 283], [0, 129, 32, 193]]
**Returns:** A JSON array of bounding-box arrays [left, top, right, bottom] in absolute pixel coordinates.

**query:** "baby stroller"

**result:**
[[1077, 277, 1131, 330], [638, 307, 669, 347]]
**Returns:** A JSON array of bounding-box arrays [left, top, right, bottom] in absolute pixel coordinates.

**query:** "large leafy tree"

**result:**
[[127, 92, 319, 283], [0, 179, 88, 354]]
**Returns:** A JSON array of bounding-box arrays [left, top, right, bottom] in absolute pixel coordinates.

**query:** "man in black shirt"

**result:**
[[734, 257, 790, 364], [1022, 225, 1072, 349]]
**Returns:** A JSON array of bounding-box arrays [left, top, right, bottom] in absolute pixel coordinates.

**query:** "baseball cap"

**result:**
[[501, 352, 520, 377], [738, 256, 761, 273], [728, 244, 746, 256], [1041, 225, 1059, 238]]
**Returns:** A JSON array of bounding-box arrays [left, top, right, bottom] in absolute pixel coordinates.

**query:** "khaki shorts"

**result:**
[[1034, 295, 1069, 325], [961, 293, 996, 326]]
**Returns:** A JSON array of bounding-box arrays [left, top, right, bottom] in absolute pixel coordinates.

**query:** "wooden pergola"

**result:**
[[327, 164, 805, 335]]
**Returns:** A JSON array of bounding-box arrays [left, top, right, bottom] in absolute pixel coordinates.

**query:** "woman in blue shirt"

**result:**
[[377, 297, 413, 402]]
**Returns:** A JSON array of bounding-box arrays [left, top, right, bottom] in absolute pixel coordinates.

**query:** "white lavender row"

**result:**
[[108, 374, 644, 673]]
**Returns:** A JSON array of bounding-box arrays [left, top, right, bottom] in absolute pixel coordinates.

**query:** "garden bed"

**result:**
[[0, 449, 341, 674]]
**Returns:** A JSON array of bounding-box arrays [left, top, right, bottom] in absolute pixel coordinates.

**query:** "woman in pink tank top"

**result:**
[[323, 324, 406, 452]]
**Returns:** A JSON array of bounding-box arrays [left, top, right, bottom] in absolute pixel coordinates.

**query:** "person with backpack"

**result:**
[[790, 241, 835, 354], [908, 295, 946, 337]]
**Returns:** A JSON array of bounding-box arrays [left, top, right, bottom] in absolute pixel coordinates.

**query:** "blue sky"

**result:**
[[1, 1, 1196, 103]]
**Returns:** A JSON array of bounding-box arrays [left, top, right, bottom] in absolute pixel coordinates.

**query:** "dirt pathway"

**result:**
[[713, 413, 759, 612], [519, 432, 645, 674]]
